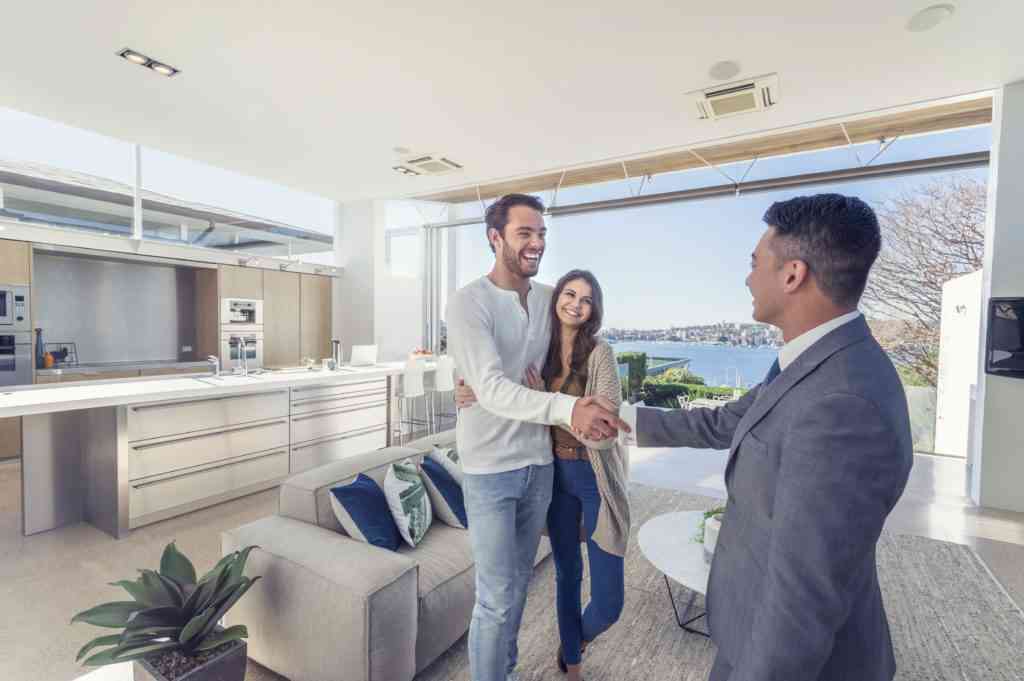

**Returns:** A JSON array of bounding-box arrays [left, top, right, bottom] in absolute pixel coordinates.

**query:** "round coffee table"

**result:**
[[638, 510, 711, 637]]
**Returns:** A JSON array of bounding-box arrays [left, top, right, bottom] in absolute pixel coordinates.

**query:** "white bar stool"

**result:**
[[431, 355, 457, 432], [395, 358, 429, 445]]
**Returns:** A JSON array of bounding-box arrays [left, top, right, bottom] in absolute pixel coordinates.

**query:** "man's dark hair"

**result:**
[[763, 193, 882, 307], [484, 193, 545, 253]]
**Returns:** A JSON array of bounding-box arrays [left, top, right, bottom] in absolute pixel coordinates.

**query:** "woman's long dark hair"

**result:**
[[542, 269, 604, 386]]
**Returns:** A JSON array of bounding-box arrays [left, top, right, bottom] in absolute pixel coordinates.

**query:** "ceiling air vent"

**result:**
[[689, 74, 779, 121], [392, 155, 464, 176]]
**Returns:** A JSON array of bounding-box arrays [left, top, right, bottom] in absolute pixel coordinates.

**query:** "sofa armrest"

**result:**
[[222, 515, 418, 681]]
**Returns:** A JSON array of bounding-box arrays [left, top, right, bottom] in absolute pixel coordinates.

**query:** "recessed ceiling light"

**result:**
[[708, 60, 741, 81], [393, 146, 411, 155], [906, 4, 955, 32], [148, 61, 179, 77], [118, 48, 180, 77], [119, 49, 149, 65]]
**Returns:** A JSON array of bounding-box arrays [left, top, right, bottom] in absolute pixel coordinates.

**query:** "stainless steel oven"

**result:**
[[220, 331, 264, 370], [0, 285, 29, 329], [0, 332, 33, 386], [221, 298, 263, 332]]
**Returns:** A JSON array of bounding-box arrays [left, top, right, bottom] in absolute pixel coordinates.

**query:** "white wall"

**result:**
[[374, 202, 425, 361], [971, 81, 1024, 512], [934, 270, 983, 457]]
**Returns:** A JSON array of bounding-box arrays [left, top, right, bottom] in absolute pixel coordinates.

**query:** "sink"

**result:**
[[192, 374, 270, 386]]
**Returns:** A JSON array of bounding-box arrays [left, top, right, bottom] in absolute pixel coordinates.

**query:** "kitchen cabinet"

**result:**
[[288, 379, 388, 473], [0, 240, 31, 285], [219, 265, 263, 302], [0, 417, 21, 459], [263, 270, 301, 368], [300, 274, 332, 361]]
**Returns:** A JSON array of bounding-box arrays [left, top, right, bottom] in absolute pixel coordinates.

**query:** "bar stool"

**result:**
[[431, 355, 457, 432], [395, 358, 430, 445]]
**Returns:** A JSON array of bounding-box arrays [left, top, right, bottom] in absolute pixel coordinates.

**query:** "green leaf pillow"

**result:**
[[383, 458, 433, 548]]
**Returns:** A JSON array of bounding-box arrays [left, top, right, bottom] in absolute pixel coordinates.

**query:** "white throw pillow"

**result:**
[[428, 445, 463, 485], [383, 458, 433, 548]]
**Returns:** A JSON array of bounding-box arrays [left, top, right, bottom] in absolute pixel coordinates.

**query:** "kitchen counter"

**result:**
[[35, 359, 212, 376], [1, 362, 431, 418]]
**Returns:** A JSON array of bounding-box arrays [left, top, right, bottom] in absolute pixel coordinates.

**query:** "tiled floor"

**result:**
[[1, 446, 1022, 680]]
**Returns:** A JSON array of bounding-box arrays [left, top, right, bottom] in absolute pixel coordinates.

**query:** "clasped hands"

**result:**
[[454, 367, 629, 442]]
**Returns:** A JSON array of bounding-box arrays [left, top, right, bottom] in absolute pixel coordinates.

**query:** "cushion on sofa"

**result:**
[[279, 445, 420, 533], [329, 474, 402, 551], [384, 459, 433, 548], [420, 457, 467, 529], [428, 445, 463, 485]]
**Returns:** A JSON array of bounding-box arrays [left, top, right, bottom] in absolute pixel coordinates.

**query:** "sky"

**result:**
[[453, 126, 990, 329]]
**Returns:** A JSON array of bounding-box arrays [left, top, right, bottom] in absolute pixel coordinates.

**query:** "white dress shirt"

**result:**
[[618, 311, 863, 446], [447, 276, 577, 475]]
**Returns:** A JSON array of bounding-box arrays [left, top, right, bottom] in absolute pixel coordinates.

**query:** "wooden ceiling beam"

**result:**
[[415, 97, 992, 204]]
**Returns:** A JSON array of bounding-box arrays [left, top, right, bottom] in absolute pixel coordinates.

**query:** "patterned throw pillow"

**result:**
[[328, 474, 401, 551], [429, 445, 463, 485], [420, 457, 467, 529], [383, 458, 433, 548]]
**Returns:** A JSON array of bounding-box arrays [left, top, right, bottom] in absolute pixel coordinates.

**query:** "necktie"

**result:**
[[763, 358, 781, 386]]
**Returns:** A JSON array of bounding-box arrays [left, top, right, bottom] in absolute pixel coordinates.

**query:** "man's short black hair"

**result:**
[[763, 193, 882, 307], [485, 193, 545, 253]]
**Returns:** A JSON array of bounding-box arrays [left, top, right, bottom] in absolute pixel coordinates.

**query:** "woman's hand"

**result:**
[[524, 365, 545, 391], [454, 379, 478, 409]]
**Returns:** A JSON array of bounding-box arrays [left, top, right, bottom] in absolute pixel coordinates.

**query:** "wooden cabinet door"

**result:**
[[300, 274, 332, 361], [263, 270, 301, 368], [0, 240, 32, 285], [0, 417, 21, 459], [218, 265, 263, 301]]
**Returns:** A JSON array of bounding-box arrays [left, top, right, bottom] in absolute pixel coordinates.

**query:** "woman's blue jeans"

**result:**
[[547, 457, 625, 665]]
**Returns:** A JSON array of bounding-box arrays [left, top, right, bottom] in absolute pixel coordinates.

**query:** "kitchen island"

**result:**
[[0, 362, 435, 538]]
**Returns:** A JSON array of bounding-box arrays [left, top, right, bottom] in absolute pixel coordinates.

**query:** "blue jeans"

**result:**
[[463, 463, 554, 681], [547, 457, 625, 665]]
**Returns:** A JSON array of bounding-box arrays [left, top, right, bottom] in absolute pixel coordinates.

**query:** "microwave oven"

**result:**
[[0, 285, 30, 331]]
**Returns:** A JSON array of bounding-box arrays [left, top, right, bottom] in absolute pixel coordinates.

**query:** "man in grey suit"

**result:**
[[617, 194, 914, 681]]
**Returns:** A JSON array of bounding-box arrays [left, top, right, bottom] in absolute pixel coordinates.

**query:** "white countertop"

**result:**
[[0, 362, 434, 418]]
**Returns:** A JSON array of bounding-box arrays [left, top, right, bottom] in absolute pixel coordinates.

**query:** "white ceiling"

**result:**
[[1, 2, 1020, 203]]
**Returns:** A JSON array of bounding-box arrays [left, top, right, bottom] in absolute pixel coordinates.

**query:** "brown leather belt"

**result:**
[[553, 443, 589, 460]]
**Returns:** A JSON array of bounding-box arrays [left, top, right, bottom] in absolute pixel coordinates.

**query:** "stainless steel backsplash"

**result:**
[[33, 253, 198, 364]]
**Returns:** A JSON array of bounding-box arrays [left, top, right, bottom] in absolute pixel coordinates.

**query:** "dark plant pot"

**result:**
[[133, 640, 247, 681]]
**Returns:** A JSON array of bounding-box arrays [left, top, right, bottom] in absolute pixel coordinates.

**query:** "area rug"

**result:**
[[246, 483, 1024, 681]]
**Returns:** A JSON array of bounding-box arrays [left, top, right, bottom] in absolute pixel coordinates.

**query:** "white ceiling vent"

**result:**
[[689, 74, 779, 121], [392, 155, 464, 176]]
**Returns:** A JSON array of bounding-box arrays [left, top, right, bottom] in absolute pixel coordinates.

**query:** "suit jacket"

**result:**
[[638, 316, 913, 681]]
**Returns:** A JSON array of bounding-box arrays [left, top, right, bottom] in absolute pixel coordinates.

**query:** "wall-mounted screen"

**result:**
[[986, 298, 1024, 378]]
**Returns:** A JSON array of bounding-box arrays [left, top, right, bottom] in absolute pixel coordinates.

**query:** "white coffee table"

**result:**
[[638, 510, 711, 637]]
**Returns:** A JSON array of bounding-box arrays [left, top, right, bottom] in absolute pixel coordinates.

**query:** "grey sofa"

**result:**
[[221, 431, 551, 681]]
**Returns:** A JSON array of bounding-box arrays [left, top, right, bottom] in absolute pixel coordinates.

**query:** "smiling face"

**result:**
[[490, 204, 546, 279], [555, 277, 594, 329]]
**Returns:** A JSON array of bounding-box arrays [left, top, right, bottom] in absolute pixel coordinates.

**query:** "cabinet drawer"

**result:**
[[127, 390, 289, 442], [289, 426, 387, 474], [130, 450, 288, 520], [289, 379, 387, 405], [129, 419, 289, 480], [289, 388, 388, 416], [290, 402, 388, 445]]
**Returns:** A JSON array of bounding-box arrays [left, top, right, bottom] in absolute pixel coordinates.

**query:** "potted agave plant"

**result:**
[[694, 505, 726, 565], [71, 541, 260, 681]]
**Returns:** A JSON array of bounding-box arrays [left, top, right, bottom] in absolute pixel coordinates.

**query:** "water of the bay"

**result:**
[[612, 340, 778, 388]]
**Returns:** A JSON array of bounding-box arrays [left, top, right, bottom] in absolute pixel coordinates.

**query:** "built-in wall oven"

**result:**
[[0, 285, 29, 328], [221, 298, 263, 331], [220, 331, 264, 370], [0, 333, 33, 386]]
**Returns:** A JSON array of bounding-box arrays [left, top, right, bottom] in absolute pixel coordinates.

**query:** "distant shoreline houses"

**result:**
[[601, 322, 783, 348]]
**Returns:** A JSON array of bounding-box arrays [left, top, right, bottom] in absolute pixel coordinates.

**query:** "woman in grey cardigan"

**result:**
[[458, 269, 630, 681]]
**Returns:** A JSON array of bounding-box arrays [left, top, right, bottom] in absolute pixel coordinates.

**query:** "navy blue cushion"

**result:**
[[328, 474, 401, 551], [420, 458, 468, 529]]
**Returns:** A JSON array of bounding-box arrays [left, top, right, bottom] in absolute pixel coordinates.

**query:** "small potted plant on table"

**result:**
[[71, 541, 260, 681], [694, 505, 726, 564]]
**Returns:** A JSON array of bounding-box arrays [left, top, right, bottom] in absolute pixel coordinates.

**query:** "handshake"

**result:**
[[454, 375, 629, 442]]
